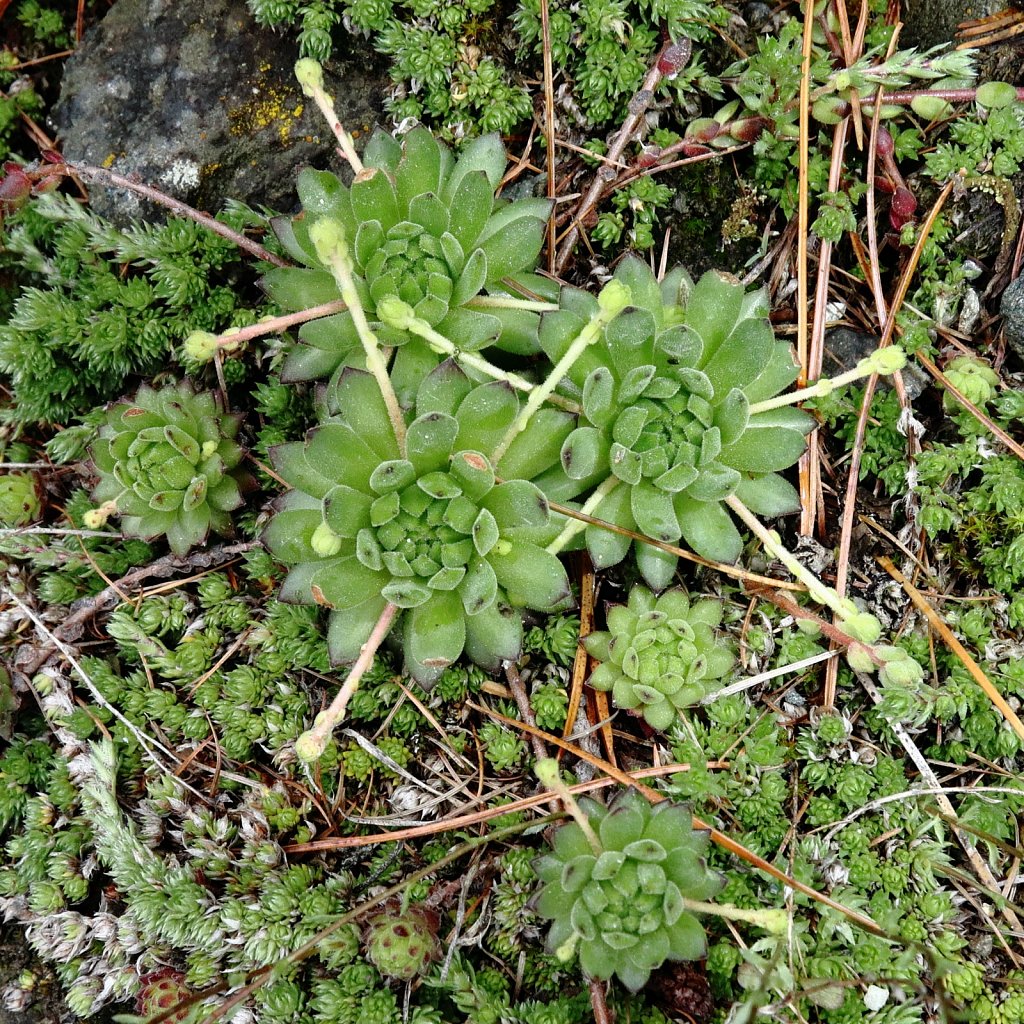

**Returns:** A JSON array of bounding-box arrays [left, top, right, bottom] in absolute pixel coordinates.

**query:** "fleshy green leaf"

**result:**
[[404, 590, 466, 685]]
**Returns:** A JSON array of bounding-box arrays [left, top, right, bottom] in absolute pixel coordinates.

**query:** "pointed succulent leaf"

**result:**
[[405, 412, 460, 475], [297, 168, 355, 232], [404, 590, 466, 685], [585, 484, 633, 569], [441, 132, 507, 202], [733, 472, 801, 515], [478, 209, 548, 282], [362, 127, 403, 172], [700, 316, 774, 396], [350, 167, 400, 233], [463, 597, 523, 669], [434, 306, 502, 351], [408, 193, 450, 237], [490, 539, 571, 611], [484, 480, 550, 531], [631, 482, 680, 543], [447, 171, 494, 250], [450, 248, 488, 307], [394, 126, 444, 208], [743, 342, 801, 401], [260, 268, 339, 311], [684, 271, 744, 360], [582, 368, 616, 428], [454, 382, 518, 453], [612, 254, 664, 318], [561, 427, 610, 481], [416, 359, 475, 417], [676, 496, 743, 564], [326, 596, 390, 663], [684, 463, 741, 503], [497, 409, 575, 482]]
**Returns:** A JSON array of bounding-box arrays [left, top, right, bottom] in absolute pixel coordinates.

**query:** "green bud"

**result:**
[[597, 279, 632, 315], [295, 730, 326, 762], [310, 521, 343, 557], [842, 611, 882, 644], [294, 58, 325, 98], [877, 648, 925, 687], [184, 330, 220, 362], [861, 345, 907, 376], [309, 217, 348, 266], [845, 645, 875, 673], [376, 296, 417, 331]]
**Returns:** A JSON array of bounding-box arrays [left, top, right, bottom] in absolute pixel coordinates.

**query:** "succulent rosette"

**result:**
[[583, 585, 734, 731], [88, 382, 250, 554], [263, 126, 553, 390], [535, 256, 812, 587], [262, 361, 575, 685], [532, 788, 724, 992]]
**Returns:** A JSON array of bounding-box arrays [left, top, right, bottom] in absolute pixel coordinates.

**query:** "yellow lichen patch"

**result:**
[[227, 68, 305, 147], [102, 153, 117, 169]]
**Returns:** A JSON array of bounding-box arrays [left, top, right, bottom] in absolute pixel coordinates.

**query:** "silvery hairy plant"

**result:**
[[536, 255, 813, 587], [261, 123, 554, 399], [262, 360, 575, 685]]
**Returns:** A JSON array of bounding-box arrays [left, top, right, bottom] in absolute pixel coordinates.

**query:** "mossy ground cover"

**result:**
[[1, 3, 1024, 1024]]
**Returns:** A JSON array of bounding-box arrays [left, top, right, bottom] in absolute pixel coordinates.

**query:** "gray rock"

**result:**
[[824, 327, 929, 399], [1000, 276, 1024, 360], [53, 0, 390, 223], [901, 0, 1006, 49]]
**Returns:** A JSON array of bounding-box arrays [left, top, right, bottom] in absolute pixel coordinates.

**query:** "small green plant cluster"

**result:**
[[86, 381, 252, 553], [532, 784, 724, 991], [0, 193, 267, 423], [248, 0, 720, 139]]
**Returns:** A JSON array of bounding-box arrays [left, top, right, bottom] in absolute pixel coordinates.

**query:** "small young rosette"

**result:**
[[583, 585, 734, 731], [88, 382, 250, 554], [263, 126, 552, 386], [532, 788, 724, 992], [536, 256, 812, 587], [262, 361, 575, 685]]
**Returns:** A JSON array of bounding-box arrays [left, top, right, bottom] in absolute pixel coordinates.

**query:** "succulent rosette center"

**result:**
[[260, 126, 552, 387], [532, 788, 724, 992], [583, 586, 735, 731], [263, 362, 574, 685]]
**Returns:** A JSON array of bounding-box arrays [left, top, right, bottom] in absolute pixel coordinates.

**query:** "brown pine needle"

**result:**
[[878, 556, 1024, 744]]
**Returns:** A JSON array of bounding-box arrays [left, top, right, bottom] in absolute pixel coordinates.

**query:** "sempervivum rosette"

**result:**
[[263, 126, 553, 392], [87, 382, 250, 554], [534, 256, 813, 588], [262, 361, 574, 685], [532, 788, 724, 992]]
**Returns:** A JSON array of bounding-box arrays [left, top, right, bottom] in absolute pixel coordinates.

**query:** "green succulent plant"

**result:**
[[583, 585, 734, 731], [262, 125, 553, 393], [87, 382, 251, 554], [531, 787, 724, 992], [364, 904, 440, 980], [0, 471, 41, 526], [536, 256, 812, 586], [262, 361, 575, 685]]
